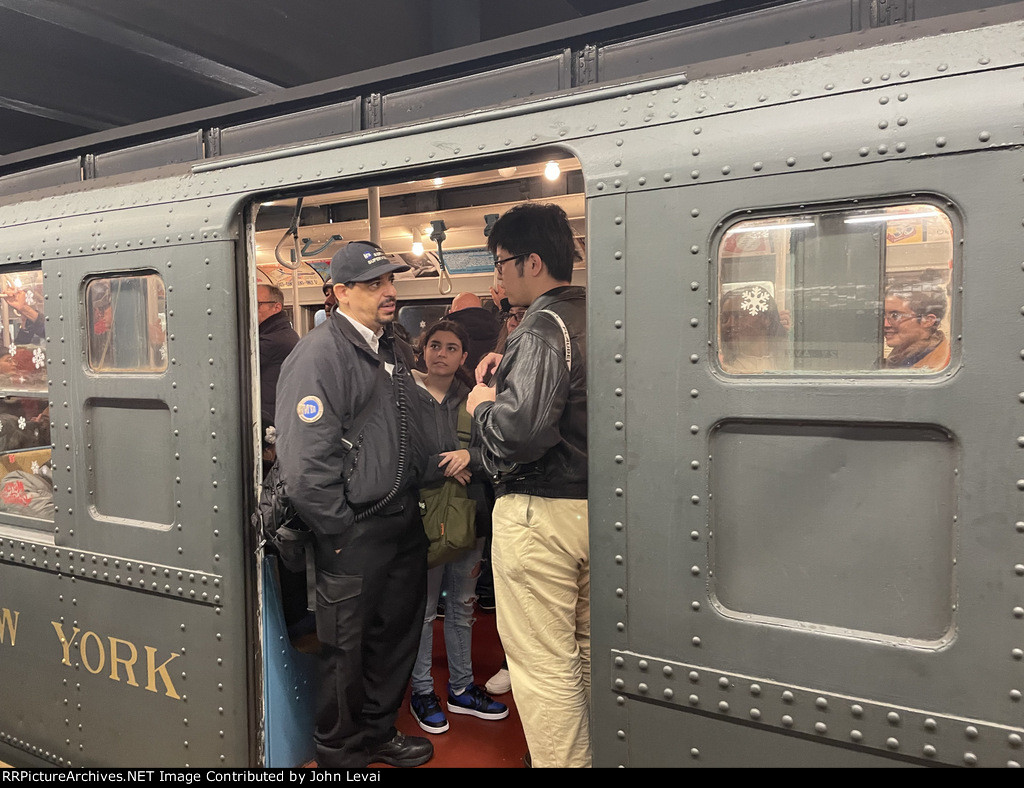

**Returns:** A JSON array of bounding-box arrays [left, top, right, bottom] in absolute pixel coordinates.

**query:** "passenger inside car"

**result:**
[[719, 286, 790, 373], [881, 282, 950, 370]]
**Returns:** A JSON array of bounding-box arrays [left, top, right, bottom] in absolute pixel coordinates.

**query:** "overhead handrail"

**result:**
[[301, 235, 344, 257]]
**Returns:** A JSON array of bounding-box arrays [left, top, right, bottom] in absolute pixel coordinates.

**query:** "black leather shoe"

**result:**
[[368, 731, 433, 767]]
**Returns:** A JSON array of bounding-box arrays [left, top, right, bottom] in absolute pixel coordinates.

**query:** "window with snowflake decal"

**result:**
[[86, 274, 168, 373], [717, 203, 954, 374], [0, 264, 53, 525]]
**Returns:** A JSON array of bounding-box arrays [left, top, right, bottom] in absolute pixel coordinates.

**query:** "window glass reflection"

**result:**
[[717, 204, 953, 374], [87, 275, 168, 373], [0, 265, 52, 524]]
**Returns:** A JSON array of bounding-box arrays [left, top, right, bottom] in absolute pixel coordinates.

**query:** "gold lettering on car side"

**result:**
[[108, 636, 140, 687], [145, 646, 181, 699], [0, 607, 19, 646], [51, 621, 181, 700]]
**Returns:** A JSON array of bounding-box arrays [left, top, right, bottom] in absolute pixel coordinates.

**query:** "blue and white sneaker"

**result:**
[[411, 692, 450, 734], [446, 683, 509, 720]]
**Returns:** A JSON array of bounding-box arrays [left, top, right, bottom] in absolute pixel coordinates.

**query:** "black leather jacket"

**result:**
[[474, 285, 587, 499]]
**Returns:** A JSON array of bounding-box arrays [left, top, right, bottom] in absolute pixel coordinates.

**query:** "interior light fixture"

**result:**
[[498, 167, 517, 178], [433, 177, 444, 187], [728, 221, 815, 234], [544, 161, 561, 181], [844, 211, 939, 225], [411, 242, 424, 256]]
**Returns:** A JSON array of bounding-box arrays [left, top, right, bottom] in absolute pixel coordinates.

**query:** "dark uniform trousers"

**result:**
[[313, 490, 427, 768]]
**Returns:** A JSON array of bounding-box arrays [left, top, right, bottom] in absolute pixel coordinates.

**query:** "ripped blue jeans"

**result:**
[[410, 537, 484, 696]]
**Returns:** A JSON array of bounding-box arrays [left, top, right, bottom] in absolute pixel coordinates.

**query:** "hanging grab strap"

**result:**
[[273, 197, 305, 270], [430, 219, 453, 295]]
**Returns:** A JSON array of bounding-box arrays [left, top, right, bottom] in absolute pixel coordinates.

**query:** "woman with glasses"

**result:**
[[882, 282, 950, 369]]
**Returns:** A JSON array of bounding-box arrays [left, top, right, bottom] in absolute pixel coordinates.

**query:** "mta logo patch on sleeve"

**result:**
[[297, 396, 324, 423]]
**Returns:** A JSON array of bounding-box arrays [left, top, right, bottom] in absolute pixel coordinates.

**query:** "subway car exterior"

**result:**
[[0, 0, 1023, 768]]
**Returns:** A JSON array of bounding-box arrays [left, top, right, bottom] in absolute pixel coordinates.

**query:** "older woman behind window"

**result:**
[[882, 283, 950, 370]]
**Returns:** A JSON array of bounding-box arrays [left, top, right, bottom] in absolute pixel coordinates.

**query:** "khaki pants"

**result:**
[[492, 493, 591, 767]]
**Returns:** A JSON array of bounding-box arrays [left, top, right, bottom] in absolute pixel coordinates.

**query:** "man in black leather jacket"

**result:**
[[467, 203, 590, 767], [275, 241, 435, 769]]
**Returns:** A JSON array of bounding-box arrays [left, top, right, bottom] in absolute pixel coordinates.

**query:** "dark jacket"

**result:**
[[414, 377, 481, 467], [474, 286, 587, 499], [447, 307, 501, 373], [274, 312, 425, 540], [413, 376, 493, 532], [259, 311, 299, 426]]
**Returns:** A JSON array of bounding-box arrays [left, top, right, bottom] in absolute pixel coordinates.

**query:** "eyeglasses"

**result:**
[[257, 301, 279, 306], [884, 310, 918, 323], [493, 253, 525, 271]]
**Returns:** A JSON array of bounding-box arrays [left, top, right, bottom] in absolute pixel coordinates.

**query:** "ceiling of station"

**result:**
[[0, 0, 651, 157]]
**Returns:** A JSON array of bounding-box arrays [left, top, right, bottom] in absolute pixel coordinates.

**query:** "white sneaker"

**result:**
[[484, 668, 512, 695]]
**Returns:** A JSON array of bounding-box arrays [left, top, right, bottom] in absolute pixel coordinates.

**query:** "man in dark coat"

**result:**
[[446, 292, 500, 374], [257, 283, 299, 437], [275, 242, 435, 769], [468, 203, 589, 767]]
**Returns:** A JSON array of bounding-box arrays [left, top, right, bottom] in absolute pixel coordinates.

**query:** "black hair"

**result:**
[[419, 319, 473, 387], [486, 202, 579, 282], [420, 319, 470, 357]]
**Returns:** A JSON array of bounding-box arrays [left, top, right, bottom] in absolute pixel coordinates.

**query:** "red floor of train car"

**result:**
[[310, 604, 527, 769]]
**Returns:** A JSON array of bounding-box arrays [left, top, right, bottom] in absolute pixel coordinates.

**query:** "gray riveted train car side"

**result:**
[[1, 0, 1023, 768]]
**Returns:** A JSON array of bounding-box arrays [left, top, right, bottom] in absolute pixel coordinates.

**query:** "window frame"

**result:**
[[83, 271, 169, 375], [712, 197, 960, 379]]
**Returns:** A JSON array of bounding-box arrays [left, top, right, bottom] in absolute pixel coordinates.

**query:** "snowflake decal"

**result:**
[[30, 461, 39, 475], [17, 416, 26, 430], [32, 348, 45, 369], [740, 287, 770, 317], [24, 290, 34, 306], [7, 344, 15, 356]]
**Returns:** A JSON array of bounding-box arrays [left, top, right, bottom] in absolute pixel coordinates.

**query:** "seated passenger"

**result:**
[[0, 346, 47, 389], [719, 286, 789, 373], [882, 284, 950, 369]]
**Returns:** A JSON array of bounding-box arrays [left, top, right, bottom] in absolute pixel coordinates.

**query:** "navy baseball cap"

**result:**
[[331, 241, 410, 285]]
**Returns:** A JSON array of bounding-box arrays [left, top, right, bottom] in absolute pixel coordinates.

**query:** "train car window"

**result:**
[[397, 302, 449, 347], [86, 274, 168, 373], [717, 204, 954, 374], [0, 265, 53, 524]]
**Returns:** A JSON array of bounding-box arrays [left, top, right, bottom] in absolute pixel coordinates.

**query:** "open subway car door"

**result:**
[[588, 47, 1024, 766]]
